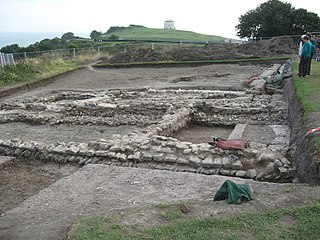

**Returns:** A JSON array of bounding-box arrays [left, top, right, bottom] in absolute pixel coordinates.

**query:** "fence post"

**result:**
[[24, 52, 27, 61], [10, 54, 15, 66], [151, 43, 154, 50], [123, 45, 127, 53], [97, 46, 101, 58], [0, 52, 4, 67], [73, 48, 76, 59]]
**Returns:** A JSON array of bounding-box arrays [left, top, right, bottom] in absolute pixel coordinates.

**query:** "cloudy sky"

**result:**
[[0, 0, 319, 38]]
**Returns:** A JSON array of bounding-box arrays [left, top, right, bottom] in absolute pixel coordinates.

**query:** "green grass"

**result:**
[[293, 59, 320, 153], [293, 60, 320, 113], [0, 59, 80, 87], [68, 203, 320, 240], [102, 26, 225, 42]]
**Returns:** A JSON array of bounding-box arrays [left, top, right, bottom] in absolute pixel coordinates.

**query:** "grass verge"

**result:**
[[293, 60, 320, 113], [293, 60, 320, 153], [0, 58, 81, 87], [68, 203, 320, 240]]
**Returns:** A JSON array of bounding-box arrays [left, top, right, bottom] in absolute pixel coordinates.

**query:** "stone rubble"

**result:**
[[0, 64, 295, 182]]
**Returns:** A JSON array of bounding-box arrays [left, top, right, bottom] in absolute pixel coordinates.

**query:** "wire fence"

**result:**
[[4, 41, 215, 65], [0, 52, 15, 68], [0, 41, 232, 67]]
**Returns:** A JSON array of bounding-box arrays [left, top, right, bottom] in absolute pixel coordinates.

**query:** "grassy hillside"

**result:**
[[102, 25, 225, 42]]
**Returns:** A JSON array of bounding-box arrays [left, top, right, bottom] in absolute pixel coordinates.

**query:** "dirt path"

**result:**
[[1, 164, 319, 240], [3, 64, 262, 100]]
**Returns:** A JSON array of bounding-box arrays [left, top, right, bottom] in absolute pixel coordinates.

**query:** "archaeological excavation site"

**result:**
[[0, 62, 295, 182], [1, 38, 319, 239]]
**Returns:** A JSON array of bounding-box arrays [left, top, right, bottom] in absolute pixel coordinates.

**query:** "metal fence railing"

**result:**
[[2, 40, 232, 65], [0, 52, 15, 68]]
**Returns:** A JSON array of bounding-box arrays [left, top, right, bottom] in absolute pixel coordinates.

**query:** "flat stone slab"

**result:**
[[259, 64, 280, 78], [0, 164, 318, 240], [228, 124, 247, 140]]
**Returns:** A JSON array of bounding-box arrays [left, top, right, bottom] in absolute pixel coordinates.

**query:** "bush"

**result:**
[[0, 64, 37, 85]]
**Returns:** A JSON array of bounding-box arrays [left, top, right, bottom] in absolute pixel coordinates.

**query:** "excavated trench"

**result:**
[[0, 61, 317, 190], [0, 86, 294, 181], [284, 78, 320, 184], [1, 61, 319, 215]]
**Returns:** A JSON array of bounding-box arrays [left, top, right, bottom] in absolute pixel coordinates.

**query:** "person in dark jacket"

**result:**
[[306, 33, 317, 76], [298, 35, 313, 78]]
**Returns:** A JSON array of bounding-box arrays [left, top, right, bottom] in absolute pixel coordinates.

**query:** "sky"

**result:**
[[0, 0, 319, 39]]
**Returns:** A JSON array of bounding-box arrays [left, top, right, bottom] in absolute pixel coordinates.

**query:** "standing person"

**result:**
[[306, 33, 317, 76], [298, 35, 304, 58], [298, 35, 313, 78], [317, 35, 320, 62]]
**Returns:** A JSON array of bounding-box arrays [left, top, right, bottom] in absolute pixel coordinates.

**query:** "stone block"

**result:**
[[203, 169, 218, 175], [142, 152, 153, 161], [131, 151, 141, 161], [202, 156, 214, 168], [222, 157, 230, 167], [235, 170, 247, 177], [213, 158, 222, 168], [219, 169, 230, 176], [165, 155, 178, 163], [228, 154, 239, 164], [189, 156, 202, 167], [183, 149, 192, 155], [231, 160, 243, 170], [278, 167, 288, 174], [177, 158, 189, 165], [176, 142, 189, 149], [107, 152, 116, 158], [95, 150, 108, 157], [52, 145, 66, 154], [281, 158, 291, 165], [257, 152, 276, 163], [153, 153, 164, 162], [274, 159, 283, 167], [246, 169, 257, 179]]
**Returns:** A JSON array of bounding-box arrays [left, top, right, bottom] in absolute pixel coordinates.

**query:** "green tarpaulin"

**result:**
[[214, 180, 253, 204]]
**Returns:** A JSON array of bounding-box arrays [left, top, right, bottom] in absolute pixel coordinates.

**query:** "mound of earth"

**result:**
[[101, 36, 297, 64]]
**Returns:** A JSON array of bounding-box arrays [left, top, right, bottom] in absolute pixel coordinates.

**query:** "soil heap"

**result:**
[[102, 36, 297, 64]]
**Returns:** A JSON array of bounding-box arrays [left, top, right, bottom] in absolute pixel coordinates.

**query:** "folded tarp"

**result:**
[[214, 180, 253, 204]]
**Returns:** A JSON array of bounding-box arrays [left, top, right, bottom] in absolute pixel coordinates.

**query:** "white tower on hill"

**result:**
[[164, 19, 175, 30]]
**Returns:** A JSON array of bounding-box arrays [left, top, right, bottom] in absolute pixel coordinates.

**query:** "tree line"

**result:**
[[0, 27, 126, 54], [236, 0, 320, 38]]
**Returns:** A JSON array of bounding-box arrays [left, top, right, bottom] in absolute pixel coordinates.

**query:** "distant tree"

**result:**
[[0, 44, 21, 53], [106, 26, 126, 34], [90, 30, 102, 39], [37, 38, 56, 51], [291, 8, 320, 35], [236, 0, 320, 38], [61, 32, 76, 40], [108, 34, 119, 40]]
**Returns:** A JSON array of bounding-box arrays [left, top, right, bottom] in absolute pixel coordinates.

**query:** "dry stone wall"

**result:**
[[0, 63, 295, 182]]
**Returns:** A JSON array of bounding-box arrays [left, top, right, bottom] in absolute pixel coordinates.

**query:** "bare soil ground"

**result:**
[[0, 63, 265, 239], [1, 56, 318, 239], [102, 36, 297, 63], [0, 159, 80, 215], [3, 64, 261, 101], [174, 124, 234, 144], [1, 165, 320, 240]]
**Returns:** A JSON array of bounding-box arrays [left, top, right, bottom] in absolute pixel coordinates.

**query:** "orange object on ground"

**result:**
[[208, 138, 249, 150]]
